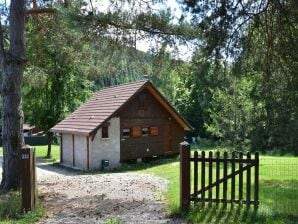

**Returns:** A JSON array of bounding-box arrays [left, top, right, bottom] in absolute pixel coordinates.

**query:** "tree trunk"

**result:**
[[46, 132, 53, 158], [0, 0, 26, 191]]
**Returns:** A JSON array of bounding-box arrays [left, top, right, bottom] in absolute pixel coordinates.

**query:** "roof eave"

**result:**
[[50, 128, 90, 136]]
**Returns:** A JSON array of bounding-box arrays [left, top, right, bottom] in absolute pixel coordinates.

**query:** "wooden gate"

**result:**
[[180, 142, 259, 209]]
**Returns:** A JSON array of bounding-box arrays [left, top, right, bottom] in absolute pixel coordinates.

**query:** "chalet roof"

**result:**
[[50, 80, 192, 135]]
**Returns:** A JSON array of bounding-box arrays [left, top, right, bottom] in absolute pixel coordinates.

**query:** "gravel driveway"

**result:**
[[38, 166, 174, 224], [1, 157, 179, 223]]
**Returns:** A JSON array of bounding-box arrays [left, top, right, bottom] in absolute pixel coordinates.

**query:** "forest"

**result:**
[[1, 0, 298, 156]]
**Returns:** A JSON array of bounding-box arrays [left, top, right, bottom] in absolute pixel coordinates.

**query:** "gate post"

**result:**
[[180, 141, 190, 210], [20, 145, 36, 212]]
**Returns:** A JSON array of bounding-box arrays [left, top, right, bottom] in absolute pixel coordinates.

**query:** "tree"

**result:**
[[0, 0, 26, 191], [183, 0, 298, 153], [24, 10, 92, 157]]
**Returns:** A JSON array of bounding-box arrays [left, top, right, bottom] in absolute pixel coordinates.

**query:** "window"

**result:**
[[123, 128, 131, 137], [150, 126, 158, 136], [102, 126, 109, 138], [132, 127, 141, 137], [142, 127, 149, 136]]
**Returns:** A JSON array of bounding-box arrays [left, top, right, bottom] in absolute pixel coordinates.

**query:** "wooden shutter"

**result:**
[[150, 126, 158, 136], [132, 127, 141, 137]]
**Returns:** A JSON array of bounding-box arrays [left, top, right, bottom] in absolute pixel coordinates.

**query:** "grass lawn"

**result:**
[[124, 146, 298, 224], [0, 145, 60, 162]]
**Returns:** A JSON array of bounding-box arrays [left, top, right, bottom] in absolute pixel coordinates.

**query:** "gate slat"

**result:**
[[188, 149, 259, 208], [194, 151, 198, 204], [239, 152, 243, 202], [254, 152, 259, 207], [208, 151, 213, 203], [246, 152, 251, 206], [223, 151, 228, 205], [196, 163, 254, 195], [216, 151, 220, 204], [201, 151, 205, 205], [231, 151, 236, 204]]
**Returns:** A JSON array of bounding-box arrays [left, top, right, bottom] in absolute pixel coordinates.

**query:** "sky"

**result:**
[[0, 0, 195, 61]]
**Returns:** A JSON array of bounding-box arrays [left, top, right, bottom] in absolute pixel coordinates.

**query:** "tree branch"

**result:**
[[26, 8, 56, 15]]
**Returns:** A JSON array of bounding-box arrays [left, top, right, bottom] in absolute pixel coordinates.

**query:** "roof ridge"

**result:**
[[99, 79, 149, 90]]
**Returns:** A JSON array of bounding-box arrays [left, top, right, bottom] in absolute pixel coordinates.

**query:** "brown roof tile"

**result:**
[[50, 80, 148, 135], [50, 80, 192, 135]]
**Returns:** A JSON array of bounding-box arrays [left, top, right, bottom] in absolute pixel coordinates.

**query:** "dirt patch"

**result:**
[[36, 164, 181, 224]]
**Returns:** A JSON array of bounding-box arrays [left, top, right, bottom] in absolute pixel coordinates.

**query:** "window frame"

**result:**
[[101, 125, 109, 139], [122, 128, 131, 138], [142, 127, 149, 136]]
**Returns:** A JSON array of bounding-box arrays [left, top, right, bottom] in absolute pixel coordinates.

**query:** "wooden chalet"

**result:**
[[51, 80, 192, 170]]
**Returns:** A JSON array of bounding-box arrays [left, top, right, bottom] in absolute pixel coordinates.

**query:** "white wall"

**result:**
[[61, 133, 88, 170], [74, 135, 87, 169], [62, 134, 73, 167], [90, 117, 120, 169]]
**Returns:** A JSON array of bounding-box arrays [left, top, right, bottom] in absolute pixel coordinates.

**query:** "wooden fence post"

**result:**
[[208, 151, 213, 203], [215, 151, 220, 204], [223, 151, 228, 205], [180, 141, 190, 210], [254, 152, 259, 207], [20, 145, 36, 212], [246, 152, 251, 206], [194, 151, 198, 205]]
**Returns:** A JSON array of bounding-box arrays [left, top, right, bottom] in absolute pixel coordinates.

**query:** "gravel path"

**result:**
[[36, 163, 180, 224], [1, 157, 180, 223]]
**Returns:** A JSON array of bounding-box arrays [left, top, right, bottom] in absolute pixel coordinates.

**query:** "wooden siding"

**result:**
[[118, 89, 185, 161]]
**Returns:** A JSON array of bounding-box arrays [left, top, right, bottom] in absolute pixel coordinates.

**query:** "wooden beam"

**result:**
[[60, 133, 63, 164], [90, 129, 97, 141], [26, 8, 56, 15], [72, 134, 75, 167], [86, 136, 90, 170]]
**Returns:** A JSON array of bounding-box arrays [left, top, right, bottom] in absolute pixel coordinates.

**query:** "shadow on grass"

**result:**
[[183, 203, 298, 224], [36, 155, 180, 176]]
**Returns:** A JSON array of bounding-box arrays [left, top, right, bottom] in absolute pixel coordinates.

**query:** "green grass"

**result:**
[[0, 191, 44, 224], [0, 145, 60, 162], [123, 147, 298, 224], [102, 218, 123, 224]]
